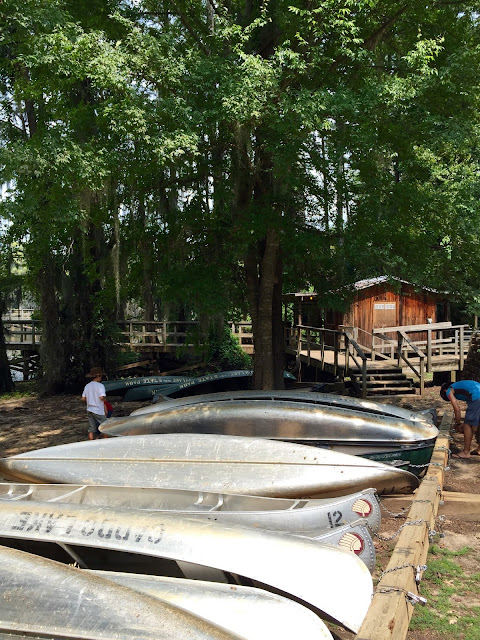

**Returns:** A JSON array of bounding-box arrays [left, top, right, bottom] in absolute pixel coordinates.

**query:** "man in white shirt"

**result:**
[[82, 367, 108, 440]]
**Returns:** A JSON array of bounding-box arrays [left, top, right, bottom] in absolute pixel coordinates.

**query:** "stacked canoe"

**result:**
[[0, 388, 439, 639]]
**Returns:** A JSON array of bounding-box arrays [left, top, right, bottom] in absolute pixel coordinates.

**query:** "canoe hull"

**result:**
[[89, 571, 334, 640], [138, 389, 435, 425], [0, 483, 382, 534], [0, 501, 373, 633], [103, 394, 438, 452], [0, 545, 235, 640], [0, 434, 420, 497]]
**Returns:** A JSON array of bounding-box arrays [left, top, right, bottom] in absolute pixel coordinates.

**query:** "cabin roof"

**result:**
[[284, 277, 441, 302]]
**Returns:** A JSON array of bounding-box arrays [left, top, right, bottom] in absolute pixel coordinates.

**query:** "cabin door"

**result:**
[[373, 302, 397, 328]]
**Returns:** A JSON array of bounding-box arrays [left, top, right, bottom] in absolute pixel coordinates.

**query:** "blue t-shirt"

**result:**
[[446, 380, 480, 403]]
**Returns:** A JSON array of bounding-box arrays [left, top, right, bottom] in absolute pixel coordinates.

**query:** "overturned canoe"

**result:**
[[100, 391, 438, 471], [121, 371, 297, 402], [142, 389, 435, 425], [104, 375, 192, 397], [0, 501, 373, 633], [0, 482, 382, 534], [0, 434, 419, 497], [0, 545, 237, 640], [89, 571, 335, 640]]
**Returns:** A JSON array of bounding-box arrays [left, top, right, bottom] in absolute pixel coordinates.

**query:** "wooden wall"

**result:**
[[287, 283, 449, 346], [342, 283, 446, 340]]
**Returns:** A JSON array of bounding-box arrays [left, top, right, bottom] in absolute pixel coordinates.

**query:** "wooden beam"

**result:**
[[356, 433, 451, 639], [116, 359, 157, 372], [382, 491, 480, 518], [373, 322, 453, 334]]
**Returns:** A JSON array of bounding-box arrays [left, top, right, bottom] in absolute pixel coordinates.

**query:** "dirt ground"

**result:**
[[0, 383, 479, 639]]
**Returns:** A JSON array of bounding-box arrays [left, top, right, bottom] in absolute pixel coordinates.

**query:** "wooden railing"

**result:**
[[286, 324, 369, 397], [397, 331, 426, 394], [3, 320, 41, 345], [372, 322, 470, 371], [2, 319, 255, 354]]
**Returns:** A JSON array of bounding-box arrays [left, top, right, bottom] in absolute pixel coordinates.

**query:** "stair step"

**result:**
[[366, 373, 407, 380], [366, 386, 416, 395], [366, 380, 411, 387]]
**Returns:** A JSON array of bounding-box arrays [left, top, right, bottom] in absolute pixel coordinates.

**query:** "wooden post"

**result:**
[[22, 350, 29, 382], [419, 357, 424, 395], [307, 328, 311, 366], [162, 322, 167, 347], [361, 358, 367, 398], [459, 325, 465, 370], [344, 334, 350, 377], [320, 330, 325, 370], [397, 331, 403, 368], [426, 328, 432, 373], [333, 331, 338, 377]]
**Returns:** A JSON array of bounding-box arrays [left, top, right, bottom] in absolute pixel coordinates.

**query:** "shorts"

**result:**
[[87, 411, 107, 434], [465, 399, 480, 428]]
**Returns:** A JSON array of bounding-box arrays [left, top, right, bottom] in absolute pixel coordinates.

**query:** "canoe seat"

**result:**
[[192, 493, 224, 511]]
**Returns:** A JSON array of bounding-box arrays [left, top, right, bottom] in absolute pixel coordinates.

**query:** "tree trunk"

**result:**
[[37, 256, 65, 394], [0, 306, 14, 393], [246, 229, 284, 389]]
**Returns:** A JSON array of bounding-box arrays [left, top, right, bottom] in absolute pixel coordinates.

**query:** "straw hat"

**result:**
[[86, 366, 107, 379]]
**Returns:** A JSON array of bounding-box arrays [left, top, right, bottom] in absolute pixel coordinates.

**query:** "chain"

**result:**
[[376, 587, 428, 606], [367, 518, 432, 542], [376, 491, 409, 518], [379, 563, 428, 585], [434, 446, 451, 454]]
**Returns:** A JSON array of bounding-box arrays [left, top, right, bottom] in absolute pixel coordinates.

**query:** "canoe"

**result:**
[[0, 544, 237, 640], [88, 571, 335, 640], [313, 519, 376, 572], [0, 482, 382, 534], [134, 389, 435, 423], [0, 501, 373, 633], [0, 433, 420, 497], [100, 390, 438, 471], [121, 371, 297, 402], [104, 375, 192, 397]]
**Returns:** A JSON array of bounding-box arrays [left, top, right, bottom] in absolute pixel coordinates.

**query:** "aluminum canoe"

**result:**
[[313, 519, 376, 572], [0, 482, 381, 534], [0, 433, 420, 496], [0, 501, 373, 633], [89, 571, 334, 640], [140, 389, 436, 426], [103, 390, 438, 451], [0, 544, 238, 640], [99, 392, 438, 472]]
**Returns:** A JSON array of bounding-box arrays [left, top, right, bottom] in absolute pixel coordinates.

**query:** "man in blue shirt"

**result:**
[[440, 380, 480, 458]]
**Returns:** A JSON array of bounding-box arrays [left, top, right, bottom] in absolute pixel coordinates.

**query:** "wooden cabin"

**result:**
[[284, 277, 449, 348]]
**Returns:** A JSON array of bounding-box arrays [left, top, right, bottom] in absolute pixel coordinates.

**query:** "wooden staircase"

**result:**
[[349, 363, 417, 398]]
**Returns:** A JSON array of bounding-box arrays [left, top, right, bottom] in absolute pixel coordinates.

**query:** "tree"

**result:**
[[1, 0, 479, 393]]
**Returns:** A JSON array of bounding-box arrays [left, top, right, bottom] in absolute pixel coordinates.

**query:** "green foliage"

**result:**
[[1, 0, 480, 389], [205, 326, 252, 371]]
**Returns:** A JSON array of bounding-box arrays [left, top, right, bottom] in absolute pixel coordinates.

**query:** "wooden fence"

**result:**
[[2, 319, 255, 354]]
